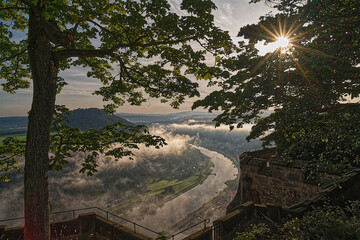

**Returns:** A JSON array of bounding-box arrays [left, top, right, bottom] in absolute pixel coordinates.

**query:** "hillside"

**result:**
[[64, 108, 133, 131], [0, 116, 28, 136], [0, 108, 133, 137]]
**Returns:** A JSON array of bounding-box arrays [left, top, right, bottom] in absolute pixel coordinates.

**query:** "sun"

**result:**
[[252, 16, 301, 73], [260, 35, 293, 54], [273, 36, 294, 54], [275, 36, 290, 49]]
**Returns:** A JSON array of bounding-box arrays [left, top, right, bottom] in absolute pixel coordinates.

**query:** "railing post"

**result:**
[[106, 211, 109, 221], [212, 226, 215, 240], [133, 223, 136, 233], [172, 235, 175, 240], [72, 210, 75, 219]]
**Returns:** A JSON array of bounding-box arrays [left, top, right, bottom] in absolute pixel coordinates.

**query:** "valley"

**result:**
[[0, 110, 262, 236]]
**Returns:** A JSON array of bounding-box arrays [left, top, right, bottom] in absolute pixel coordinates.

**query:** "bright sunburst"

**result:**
[[259, 34, 294, 55], [251, 16, 301, 73], [275, 36, 290, 49]]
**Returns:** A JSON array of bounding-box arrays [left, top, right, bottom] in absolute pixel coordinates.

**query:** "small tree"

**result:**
[[0, 0, 233, 239]]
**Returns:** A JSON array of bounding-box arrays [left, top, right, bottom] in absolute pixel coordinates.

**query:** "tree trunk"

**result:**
[[24, 11, 58, 240]]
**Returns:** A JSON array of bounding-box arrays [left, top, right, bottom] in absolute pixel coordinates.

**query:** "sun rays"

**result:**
[[247, 15, 340, 98], [250, 16, 305, 75], [274, 36, 294, 55], [275, 36, 290, 49]]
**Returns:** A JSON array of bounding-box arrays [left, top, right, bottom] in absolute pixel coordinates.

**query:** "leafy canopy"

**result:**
[[194, 0, 360, 173], [0, 0, 233, 180]]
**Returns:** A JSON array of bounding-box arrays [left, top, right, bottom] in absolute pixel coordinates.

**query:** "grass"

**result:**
[[111, 175, 203, 215], [0, 131, 64, 146], [111, 160, 214, 215], [147, 179, 179, 192], [224, 177, 239, 188]]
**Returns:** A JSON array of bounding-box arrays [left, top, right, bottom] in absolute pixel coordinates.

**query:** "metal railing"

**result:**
[[170, 218, 210, 240], [0, 207, 159, 236], [0, 207, 211, 239], [0, 216, 24, 224]]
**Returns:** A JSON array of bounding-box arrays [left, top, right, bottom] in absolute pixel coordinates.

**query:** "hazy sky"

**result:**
[[0, 0, 274, 117]]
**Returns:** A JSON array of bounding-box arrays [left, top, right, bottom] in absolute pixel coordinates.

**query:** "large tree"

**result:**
[[0, 0, 232, 239], [194, 0, 360, 173]]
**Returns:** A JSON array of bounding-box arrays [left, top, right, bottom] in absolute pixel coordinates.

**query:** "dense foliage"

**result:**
[[0, 0, 233, 238], [0, 0, 233, 181], [194, 0, 360, 172], [235, 201, 360, 240]]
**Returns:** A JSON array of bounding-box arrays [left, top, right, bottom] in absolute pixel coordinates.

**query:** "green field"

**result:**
[[111, 160, 214, 214], [147, 179, 179, 192]]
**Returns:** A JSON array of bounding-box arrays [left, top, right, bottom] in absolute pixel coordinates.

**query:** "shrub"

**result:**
[[235, 201, 360, 240], [234, 223, 272, 240]]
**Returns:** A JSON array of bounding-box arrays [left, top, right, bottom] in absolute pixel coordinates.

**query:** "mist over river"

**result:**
[[0, 112, 260, 235], [128, 146, 238, 233]]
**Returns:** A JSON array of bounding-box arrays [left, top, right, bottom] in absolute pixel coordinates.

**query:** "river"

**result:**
[[129, 145, 238, 235]]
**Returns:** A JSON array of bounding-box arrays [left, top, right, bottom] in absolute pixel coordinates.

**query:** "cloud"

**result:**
[[141, 127, 193, 156], [0, 178, 24, 223], [48, 128, 195, 211], [0, 127, 197, 224], [212, 0, 273, 37], [168, 122, 253, 132]]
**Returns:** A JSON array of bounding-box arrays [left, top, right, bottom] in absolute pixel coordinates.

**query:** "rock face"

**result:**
[[227, 148, 335, 212]]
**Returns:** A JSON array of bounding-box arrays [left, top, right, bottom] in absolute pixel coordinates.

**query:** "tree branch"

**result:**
[[0, 49, 28, 62], [18, 0, 36, 12], [117, 57, 160, 92], [48, 134, 64, 170], [56, 36, 197, 60], [88, 19, 116, 37], [42, 19, 74, 47], [110, 36, 197, 51], [70, 17, 87, 48]]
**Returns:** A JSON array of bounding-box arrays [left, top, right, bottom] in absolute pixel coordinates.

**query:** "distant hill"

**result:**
[[117, 111, 220, 125], [0, 116, 28, 136], [0, 108, 134, 136], [0, 116, 28, 130], [64, 108, 134, 131]]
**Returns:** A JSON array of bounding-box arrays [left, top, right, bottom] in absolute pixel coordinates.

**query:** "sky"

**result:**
[[0, 0, 275, 117]]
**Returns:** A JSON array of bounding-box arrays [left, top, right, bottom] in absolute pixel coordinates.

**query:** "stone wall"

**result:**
[[228, 148, 336, 211], [189, 168, 360, 240], [241, 161, 321, 207]]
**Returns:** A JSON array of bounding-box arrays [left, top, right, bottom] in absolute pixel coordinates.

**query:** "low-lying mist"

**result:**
[[0, 120, 261, 232], [0, 128, 199, 221], [158, 121, 262, 166]]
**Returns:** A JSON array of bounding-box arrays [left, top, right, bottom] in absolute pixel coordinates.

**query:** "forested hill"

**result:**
[[64, 108, 133, 131], [0, 117, 28, 136], [0, 108, 133, 136]]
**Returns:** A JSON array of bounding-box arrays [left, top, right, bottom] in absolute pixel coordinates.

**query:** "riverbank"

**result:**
[[125, 146, 238, 232], [110, 150, 214, 215]]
